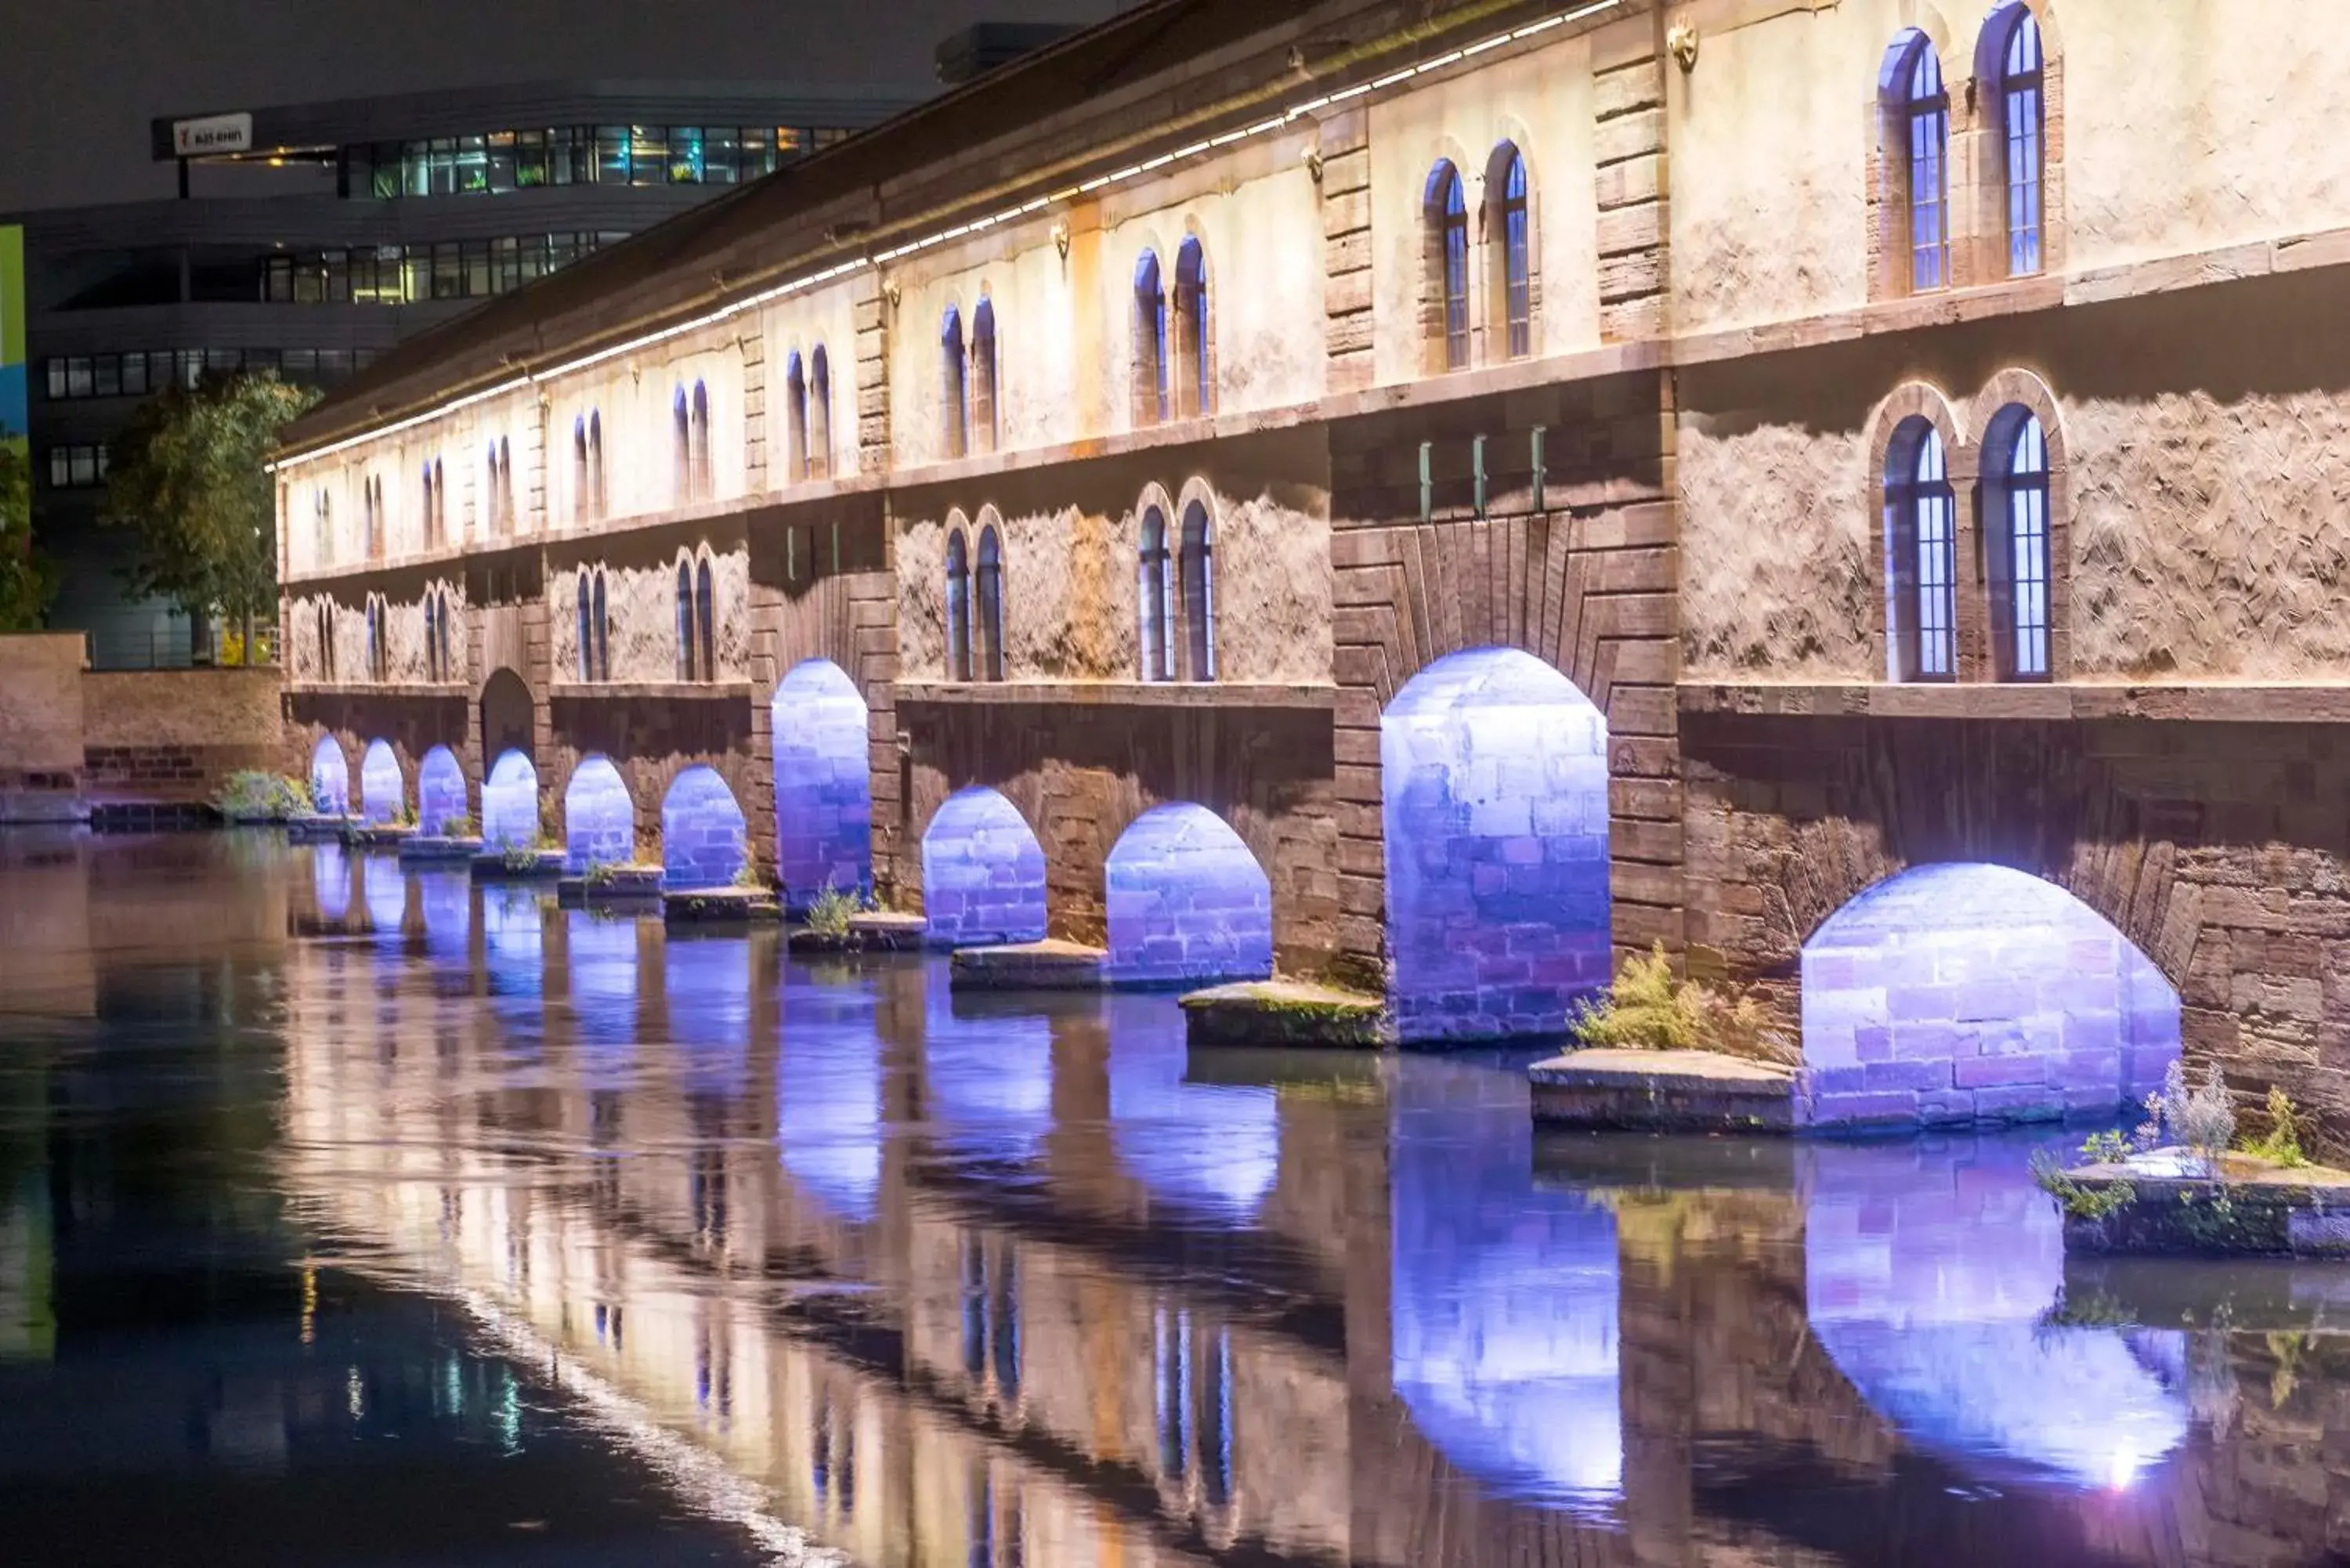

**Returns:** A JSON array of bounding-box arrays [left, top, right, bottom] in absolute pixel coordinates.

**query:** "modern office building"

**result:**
[[11, 80, 917, 667]]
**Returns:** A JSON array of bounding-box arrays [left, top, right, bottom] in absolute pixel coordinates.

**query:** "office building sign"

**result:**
[[172, 112, 253, 157], [0, 225, 25, 447]]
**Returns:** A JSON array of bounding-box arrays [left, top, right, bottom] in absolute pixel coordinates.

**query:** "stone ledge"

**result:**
[[549, 680, 756, 701], [1528, 1047, 1798, 1133], [897, 680, 1336, 710], [555, 865, 664, 905], [472, 847, 567, 881], [949, 938, 1105, 991], [350, 825, 416, 848], [287, 813, 360, 843], [1680, 680, 2350, 725], [398, 834, 484, 865], [790, 911, 929, 953], [663, 887, 783, 927], [1179, 979, 1383, 1049], [2059, 1150, 2350, 1258]]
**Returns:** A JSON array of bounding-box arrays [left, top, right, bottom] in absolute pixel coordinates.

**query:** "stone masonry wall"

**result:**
[[81, 667, 285, 806]]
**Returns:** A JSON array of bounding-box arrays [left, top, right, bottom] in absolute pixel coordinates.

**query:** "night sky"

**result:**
[[0, 0, 1119, 214]]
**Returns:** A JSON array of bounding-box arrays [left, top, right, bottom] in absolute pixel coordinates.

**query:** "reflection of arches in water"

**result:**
[[362, 854, 407, 935], [564, 755, 635, 873], [771, 659, 873, 910], [1103, 804, 1273, 986], [920, 786, 1047, 946], [565, 910, 641, 1074], [664, 936, 750, 1099], [417, 746, 467, 836], [1388, 1060, 1622, 1512], [482, 886, 544, 1018], [417, 869, 471, 956], [1802, 864, 2180, 1129], [1104, 992, 1277, 1218], [310, 735, 351, 815], [313, 842, 351, 922], [360, 740, 403, 826], [1380, 647, 1611, 1042], [483, 750, 540, 851], [920, 964, 1053, 1164], [661, 766, 747, 891], [778, 975, 884, 1224], [1803, 1131, 2189, 1489]]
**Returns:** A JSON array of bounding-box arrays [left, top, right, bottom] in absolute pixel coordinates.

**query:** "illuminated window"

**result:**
[[690, 381, 712, 500], [675, 559, 697, 681], [1987, 406, 2052, 680], [808, 346, 832, 480], [1889, 33, 1950, 292], [1173, 237, 1212, 417], [1180, 500, 1216, 681], [975, 524, 1004, 683], [696, 557, 716, 681], [971, 295, 999, 454], [1138, 507, 1173, 682], [1885, 418, 1956, 680], [673, 385, 691, 501], [785, 350, 808, 479], [1134, 250, 1169, 425], [1426, 161, 1470, 370], [942, 305, 968, 460], [1994, 3, 2045, 277], [945, 529, 972, 681], [1489, 144, 1531, 359]]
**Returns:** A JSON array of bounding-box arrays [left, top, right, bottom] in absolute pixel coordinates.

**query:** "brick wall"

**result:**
[[81, 667, 284, 806]]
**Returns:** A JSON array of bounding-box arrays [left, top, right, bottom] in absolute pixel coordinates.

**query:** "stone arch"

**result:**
[[359, 739, 404, 826], [920, 786, 1047, 948], [564, 755, 637, 873], [1799, 862, 2179, 1129], [479, 667, 534, 771], [1103, 803, 1274, 987], [417, 746, 468, 836], [1864, 382, 1974, 681], [661, 764, 747, 891], [482, 750, 540, 851], [1971, 367, 2070, 681], [309, 735, 352, 815], [771, 658, 873, 912], [1380, 646, 1610, 1042]]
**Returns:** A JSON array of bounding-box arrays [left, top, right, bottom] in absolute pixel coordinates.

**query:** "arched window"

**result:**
[[675, 560, 696, 681], [430, 458, 446, 544], [975, 525, 1005, 683], [439, 590, 454, 681], [318, 602, 335, 681], [786, 351, 808, 479], [591, 572, 608, 681], [1891, 33, 1950, 293], [572, 417, 590, 522], [315, 490, 332, 566], [1994, 3, 2045, 277], [1885, 418, 1956, 681], [690, 381, 712, 500], [1173, 237, 1212, 418], [942, 305, 968, 460], [696, 556, 716, 681], [1138, 507, 1173, 682], [1488, 144, 1531, 360], [945, 529, 972, 682], [366, 596, 385, 681], [421, 463, 437, 547], [673, 386, 692, 500], [1987, 407, 2051, 680], [1426, 161, 1470, 370], [584, 416, 603, 519], [1134, 251, 1169, 425], [577, 573, 594, 681], [1180, 501, 1216, 682], [808, 346, 832, 480], [971, 295, 999, 454]]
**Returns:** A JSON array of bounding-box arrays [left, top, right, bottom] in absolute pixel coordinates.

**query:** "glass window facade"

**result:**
[[260, 232, 618, 306], [44, 348, 374, 400], [45, 444, 110, 488], [345, 124, 855, 200]]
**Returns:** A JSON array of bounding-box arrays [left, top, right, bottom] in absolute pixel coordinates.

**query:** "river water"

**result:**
[[2, 830, 2347, 1568]]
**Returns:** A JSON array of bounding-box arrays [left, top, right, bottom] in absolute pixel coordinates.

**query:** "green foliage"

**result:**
[[2145, 1058, 2238, 1169], [803, 880, 867, 938], [438, 812, 477, 840], [214, 770, 308, 821], [582, 859, 625, 891], [499, 843, 541, 873], [1570, 944, 1795, 1065], [2080, 1129, 2136, 1165], [2030, 1147, 2138, 1221], [2238, 1086, 2311, 1169], [101, 371, 319, 635], [0, 435, 57, 632]]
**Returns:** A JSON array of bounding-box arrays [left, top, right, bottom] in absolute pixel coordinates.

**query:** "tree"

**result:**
[[0, 432, 56, 632], [101, 371, 318, 663]]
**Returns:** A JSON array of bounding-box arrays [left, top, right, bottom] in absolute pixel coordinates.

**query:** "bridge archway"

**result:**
[[1800, 863, 2179, 1129], [479, 667, 534, 771], [1380, 646, 1610, 1042], [920, 787, 1047, 947], [564, 756, 635, 872], [359, 739, 403, 826], [661, 765, 747, 890], [772, 658, 873, 912], [481, 750, 540, 851], [417, 746, 467, 835], [1103, 803, 1273, 986], [309, 735, 351, 815]]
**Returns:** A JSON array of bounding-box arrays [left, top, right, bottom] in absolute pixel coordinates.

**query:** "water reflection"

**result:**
[[5, 833, 2350, 1568]]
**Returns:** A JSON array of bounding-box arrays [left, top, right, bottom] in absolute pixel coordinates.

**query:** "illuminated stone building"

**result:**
[[275, 0, 2350, 1135]]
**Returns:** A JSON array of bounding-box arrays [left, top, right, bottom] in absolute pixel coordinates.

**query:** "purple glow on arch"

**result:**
[[663, 935, 751, 1099], [564, 909, 640, 1076], [1380, 647, 1611, 1042], [1104, 994, 1277, 1219], [772, 659, 873, 912], [362, 854, 407, 936], [1803, 1132, 2189, 1489], [482, 750, 539, 851], [309, 735, 350, 815], [777, 987, 884, 1224], [565, 755, 635, 873], [417, 746, 467, 836], [1800, 863, 2181, 1129], [661, 766, 747, 891], [417, 869, 470, 956], [313, 842, 350, 922], [920, 787, 1047, 947], [921, 965, 1053, 1164], [360, 740, 403, 826], [1103, 804, 1273, 986]]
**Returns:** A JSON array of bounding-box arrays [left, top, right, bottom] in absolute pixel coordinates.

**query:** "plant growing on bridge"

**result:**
[[101, 370, 319, 661], [1571, 944, 1795, 1065], [582, 858, 625, 891], [439, 812, 476, 840], [2030, 1147, 2138, 1222], [2146, 1059, 2238, 1174], [215, 770, 307, 822], [2237, 1086, 2310, 1169], [803, 879, 868, 939]]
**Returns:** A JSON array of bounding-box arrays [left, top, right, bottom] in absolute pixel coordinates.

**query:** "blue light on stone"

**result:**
[[1104, 993, 1277, 1218], [1388, 1060, 1622, 1513], [483, 884, 543, 990], [661, 766, 747, 891], [1800, 862, 2182, 1129], [1103, 804, 1273, 986], [564, 909, 639, 1075], [777, 986, 884, 1225], [310, 735, 351, 815], [665, 936, 750, 1099], [363, 854, 407, 936], [772, 659, 873, 912], [920, 787, 1047, 947], [564, 755, 635, 873], [482, 750, 540, 851], [418, 869, 470, 957], [313, 842, 350, 922], [417, 746, 468, 836], [1380, 646, 1611, 1043], [1803, 1130, 2189, 1490], [360, 740, 404, 826], [921, 965, 1053, 1164]]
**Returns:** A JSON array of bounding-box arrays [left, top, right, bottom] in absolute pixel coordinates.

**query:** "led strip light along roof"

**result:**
[[275, 0, 1622, 472]]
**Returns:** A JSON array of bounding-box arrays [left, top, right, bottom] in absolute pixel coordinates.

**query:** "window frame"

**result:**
[[944, 529, 973, 682], [941, 305, 969, 461], [971, 295, 999, 454], [1139, 507, 1174, 683], [1884, 417, 1958, 682], [1179, 500, 1217, 682], [1134, 251, 1169, 425]]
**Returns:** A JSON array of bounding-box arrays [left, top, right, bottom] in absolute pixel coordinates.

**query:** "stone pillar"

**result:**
[[1319, 107, 1373, 396], [1593, 12, 1669, 344]]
